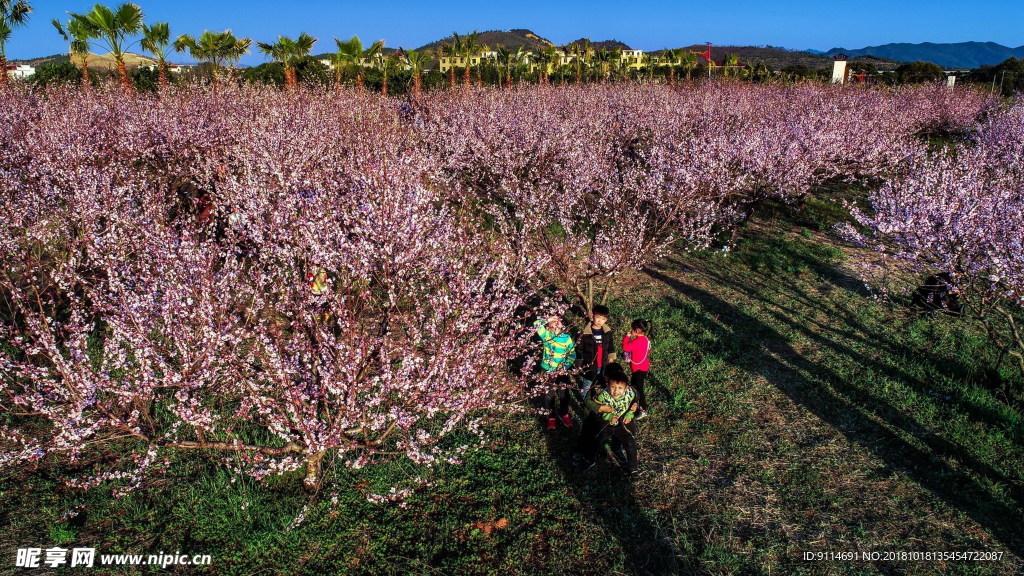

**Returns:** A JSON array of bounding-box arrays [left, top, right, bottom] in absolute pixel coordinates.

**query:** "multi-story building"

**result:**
[[5, 64, 35, 79], [619, 49, 645, 70], [438, 51, 496, 73]]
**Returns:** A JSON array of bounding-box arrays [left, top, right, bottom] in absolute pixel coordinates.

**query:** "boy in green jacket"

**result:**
[[576, 364, 640, 475], [533, 316, 577, 430]]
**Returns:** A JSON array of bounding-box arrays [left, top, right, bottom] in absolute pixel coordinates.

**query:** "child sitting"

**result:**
[[577, 364, 640, 476]]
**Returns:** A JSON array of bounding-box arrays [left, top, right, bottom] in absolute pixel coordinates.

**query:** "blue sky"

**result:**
[[7, 0, 1023, 65]]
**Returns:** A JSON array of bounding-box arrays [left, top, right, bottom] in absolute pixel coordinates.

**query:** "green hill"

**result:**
[[416, 29, 555, 53]]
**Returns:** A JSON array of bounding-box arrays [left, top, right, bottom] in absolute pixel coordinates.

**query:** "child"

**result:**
[[533, 315, 576, 430], [621, 319, 651, 419], [592, 365, 641, 477], [576, 304, 615, 399]]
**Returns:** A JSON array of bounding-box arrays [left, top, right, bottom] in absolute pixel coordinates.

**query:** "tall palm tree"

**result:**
[[140, 21, 172, 89], [495, 45, 523, 88], [662, 48, 678, 84], [258, 33, 316, 89], [536, 45, 557, 84], [53, 17, 92, 88], [333, 35, 382, 89], [724, 53, 740, 78], [400, 47, 425, 96], [174, 30, 251, 81], [570, 38, 592, 84], [557, 43, 572, 84], [440, 32, 462, 88], [593, 48, 613, 83], [679, 50, 697, 80], [377, 52, 401, 95], [462, 30, 483, 86], [68, 2, 144, 92], [0, 0, 31, 88]]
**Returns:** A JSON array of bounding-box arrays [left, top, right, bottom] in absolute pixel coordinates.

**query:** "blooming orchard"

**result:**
[[0, 80, 1001, 491], [847, 99, 1024, 373]]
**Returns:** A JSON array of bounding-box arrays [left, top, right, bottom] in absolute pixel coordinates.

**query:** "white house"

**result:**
[[6, 64, 35, 79]]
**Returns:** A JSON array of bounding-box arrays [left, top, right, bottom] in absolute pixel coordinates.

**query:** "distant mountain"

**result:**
[[656, 45, 900, 71], [416, 29, 555, 53], [12, 52, 163, 69], [11, 53, 69, 66], [824, 42, 1024, 69]]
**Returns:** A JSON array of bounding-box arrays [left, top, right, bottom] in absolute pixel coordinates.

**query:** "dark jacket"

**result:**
[[575, 323, 615, 379]]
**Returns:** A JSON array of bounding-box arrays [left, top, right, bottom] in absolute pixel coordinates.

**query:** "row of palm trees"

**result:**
[[1, 0, 743, 93], [0, 1, 411, 92], [435, 32, 720, 88]]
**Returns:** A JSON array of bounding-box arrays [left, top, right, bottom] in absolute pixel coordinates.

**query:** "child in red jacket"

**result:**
[[621, 319, 651, 419]]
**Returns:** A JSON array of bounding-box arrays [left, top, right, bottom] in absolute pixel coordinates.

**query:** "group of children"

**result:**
[[531, 305, 652, 477]]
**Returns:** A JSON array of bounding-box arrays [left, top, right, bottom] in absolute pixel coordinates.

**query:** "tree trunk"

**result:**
[[669, 68, 675, 85], [464, 62, 472, 85], [117, 60, 133, 93], [81, 58, 92, 89], [382, 72, 388, 96], [449, 67, 455, 88], [587, 278, 594, 315], [0, 56, 7, 88], [304, 450, 327, 490], [158, 62, 169, 90], [356, 72, 364, 90], [413, 73, 422, 97], [601, 277, 615, 306]]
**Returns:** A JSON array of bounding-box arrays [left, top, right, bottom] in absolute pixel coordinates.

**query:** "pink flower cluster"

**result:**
[[846, 98, 1024, 371], [417, 83, 995, 307]]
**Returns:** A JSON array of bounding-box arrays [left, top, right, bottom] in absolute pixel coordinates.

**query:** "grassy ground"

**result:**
[[1, 196, 1022, 575]]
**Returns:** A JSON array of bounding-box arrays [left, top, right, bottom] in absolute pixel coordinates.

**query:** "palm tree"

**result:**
[[662, 48, 678, 84], [440, 32, 462, 88], [642, 52, 655, 83], [53, 17, 92, 88], [679, 50, 697, 80], [495, 45, 524, 88], [536, 45, 557, 84], [174, 30, 251, 81], [461, 30, 482, 85], [593, 48, 614, 83], [0, 0, 31, 88], [570, 38, 592, 84], [258, 33, 316, 89], [140, 22, 172, 89], [724, 53, 740, 78], [557, 44, 572, 84], [400, 47, 425, 96], [377, 52, 401, 95], [68, 2, 144, 92], [333, 35, 382, 89]]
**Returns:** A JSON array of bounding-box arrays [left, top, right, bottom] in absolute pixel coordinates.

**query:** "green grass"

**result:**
[[1, 195, 1022, 575]]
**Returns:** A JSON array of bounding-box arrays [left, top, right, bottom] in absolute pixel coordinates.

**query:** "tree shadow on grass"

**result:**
[[642, 265, 1024, 559], [664, 244, 1024, 441], [534, 397, 682, 576]]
